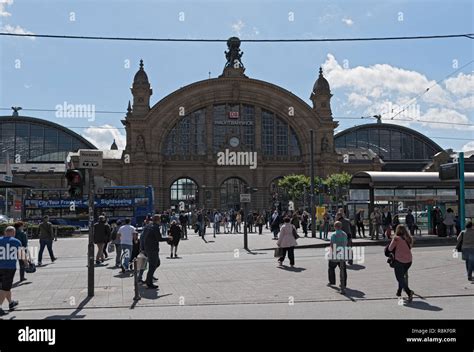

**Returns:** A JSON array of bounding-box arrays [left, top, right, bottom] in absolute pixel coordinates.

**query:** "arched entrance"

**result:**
[[220, 177, 248, 211], [170, 177, 199, 210]]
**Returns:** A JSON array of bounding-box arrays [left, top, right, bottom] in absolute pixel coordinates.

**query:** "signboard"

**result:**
[[229, 111, 239, 119], [78, 150, 103, 169], [240, 194, 251, 203], [1, 174, 13, 183], [439, 163, 459, 180], [316, 207, 326, 221], [94, 176, 105, 195]]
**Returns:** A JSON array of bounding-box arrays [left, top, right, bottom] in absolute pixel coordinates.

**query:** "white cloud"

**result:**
[[445, 72, 474, 96], [0, 24, 35, 39], [82, 125, 126, 150], [321, 54, 473, 130], [0, 0, 13, 17], [342, 17, 354, 26], [347, 92, 370, 107], [462, 141, 474, 152], [418, 108, 472, 130], [252, 27, 260, 36], [231, 20, 245, 36]]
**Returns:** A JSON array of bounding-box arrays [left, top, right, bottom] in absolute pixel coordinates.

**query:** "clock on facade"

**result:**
[[229, 137, 240, 147]]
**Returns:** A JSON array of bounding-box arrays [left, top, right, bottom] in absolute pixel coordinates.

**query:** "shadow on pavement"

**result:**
[[138, 289, 172, 301], [43, 296, 92, 320], [114, 272, 134, 279], [342, 288, 365, 298], [404, 300, 443, 311], [278, 266, 306, 273], [12, 281, 32, 289], [347, 264, 366, 271], [244, 249, 266, 255]]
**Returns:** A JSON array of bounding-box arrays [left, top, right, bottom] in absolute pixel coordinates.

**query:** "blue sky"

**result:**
[[1, 0, 473, 151]]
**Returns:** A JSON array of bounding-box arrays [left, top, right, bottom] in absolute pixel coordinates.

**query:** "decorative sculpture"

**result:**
[[321, 135, 330, 152], [224, 37, 244, 69], [136, 135, 145, 152]]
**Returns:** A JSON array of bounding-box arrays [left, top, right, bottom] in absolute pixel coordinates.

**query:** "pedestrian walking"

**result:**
[[168, 220, 182, 258], [270, 210, 282, 240], [388, 225, 414, 302], [143, 215, 172, 289], [236, 212, 242, 233], [93, 215, 111, 264], [291, 213, 300, 235], [355, 210, 365, 238], [13, 222, 28, 282], [456, 221, 474, 281], [327, 221, 349, 294], [276, 217, 298, 267], [117, 218, 136, 273], [37, 216, 57, 266], [110, 221, 121, 268], [382, 207, 392, 239], [405, 209, 416, 237], [179, 212, 188, 239], [322, 210, 331, 240], [0, 226, 27, 316], [370, 208, 383, 240], [256, 213, 265, 234], [443, 208, 456, 238], [301, 211, 309, 237]]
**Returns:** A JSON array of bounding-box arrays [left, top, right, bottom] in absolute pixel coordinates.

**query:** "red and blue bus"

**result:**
[[24, 185, 154, 227]]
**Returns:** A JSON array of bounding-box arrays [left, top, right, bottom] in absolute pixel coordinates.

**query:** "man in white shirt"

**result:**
[[117, 218, 136, 272]]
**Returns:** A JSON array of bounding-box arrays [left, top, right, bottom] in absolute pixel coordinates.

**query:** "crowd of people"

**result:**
[[1, 206, 473, 316]]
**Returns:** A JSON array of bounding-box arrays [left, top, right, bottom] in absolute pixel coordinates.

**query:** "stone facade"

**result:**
[[98, 40, 381, 211]]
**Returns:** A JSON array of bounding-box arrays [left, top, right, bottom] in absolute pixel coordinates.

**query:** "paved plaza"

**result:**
[[1, 228, 472, 319]]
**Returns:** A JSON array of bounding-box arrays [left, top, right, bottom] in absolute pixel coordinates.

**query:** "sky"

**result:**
[[0, 0, 473, 152]]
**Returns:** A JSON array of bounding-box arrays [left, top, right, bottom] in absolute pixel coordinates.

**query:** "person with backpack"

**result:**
[[388, 224, 414, 302], [456, 221, 474, 281], [179, 212, 188, 239]]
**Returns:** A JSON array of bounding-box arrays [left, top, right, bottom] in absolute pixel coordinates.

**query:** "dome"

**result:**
[[313, 67, 331, 94], [133, 59, 149, 85]]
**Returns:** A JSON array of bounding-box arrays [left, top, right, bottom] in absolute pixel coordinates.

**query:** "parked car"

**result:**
[[0, 215, 11, 224]]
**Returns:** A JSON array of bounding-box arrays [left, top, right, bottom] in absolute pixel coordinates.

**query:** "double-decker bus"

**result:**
[[24, 185, 154, 227]]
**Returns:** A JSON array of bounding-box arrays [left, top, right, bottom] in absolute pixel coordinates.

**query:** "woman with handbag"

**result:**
[[457, 221, 474, 281], [276, 217, 298, 267], [388, 225, 414, 302]]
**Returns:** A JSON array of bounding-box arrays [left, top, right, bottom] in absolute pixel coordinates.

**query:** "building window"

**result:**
[[212, 104, 255, 152], [163, 109, 206, 157], [220, 177, 247, 210], [170, 178, 198, 205], [261, 110, 301, 158]]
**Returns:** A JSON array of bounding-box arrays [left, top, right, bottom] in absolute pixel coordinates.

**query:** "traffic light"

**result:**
[[65, 169, 84, 198]]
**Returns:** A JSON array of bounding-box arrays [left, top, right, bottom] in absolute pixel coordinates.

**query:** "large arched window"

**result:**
[[170, 178, 198, 205], [261, 110, 301, 158], [213, 104, 255, 152], [163, 109, 206, 157], [220, 177, 248, 211]]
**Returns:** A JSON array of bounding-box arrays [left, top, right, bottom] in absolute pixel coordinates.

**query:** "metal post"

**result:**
[[310, 130, 316, 238], [459, 152, 465, 231], [243, 202, 248, 250], [133, 259, 141, 301], [5, 187, 8, 217], [87, 169, 95, 297]]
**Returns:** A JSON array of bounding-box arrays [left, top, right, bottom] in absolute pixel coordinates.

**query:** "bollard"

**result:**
[[133, 259, 141, 302]]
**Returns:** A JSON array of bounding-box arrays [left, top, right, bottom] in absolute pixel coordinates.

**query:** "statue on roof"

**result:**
[[224, 37, 244, 69]]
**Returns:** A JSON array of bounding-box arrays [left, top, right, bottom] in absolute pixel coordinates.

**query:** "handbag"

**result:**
[[274, 247, 284, 257], [455, 232, 464, 252], [107, 242, 115, 253], [292, 227, 299, 239], [24, 249, 36, 273], [384, 245, 396, 268]]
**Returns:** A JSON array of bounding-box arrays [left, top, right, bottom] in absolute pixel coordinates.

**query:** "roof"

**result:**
[[334, 122, 443, 153], [0, 176, 38, 188], [0, 115, 97, 149], [351, 171, 474, 188]]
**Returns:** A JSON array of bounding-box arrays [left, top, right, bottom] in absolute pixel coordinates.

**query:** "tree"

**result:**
[[277, 174, 309, 201], [324, 172, 352, 203]]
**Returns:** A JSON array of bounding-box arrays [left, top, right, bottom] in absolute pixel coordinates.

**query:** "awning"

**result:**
[[351, 171, 474, 189], [0, 175, 38, 188]]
